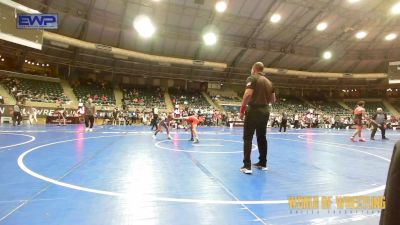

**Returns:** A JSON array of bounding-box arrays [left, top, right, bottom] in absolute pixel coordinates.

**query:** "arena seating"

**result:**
[[170, 88, 213, 114], [72, 80, 115, 106], [1, 76, 68, 103], [272, 97, 309, 114], [122, 86, 166, 109], [311, 99, 350, 117]]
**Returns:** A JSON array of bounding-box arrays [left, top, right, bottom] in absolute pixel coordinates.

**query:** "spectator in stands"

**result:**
[[0, 95, 4, 104]]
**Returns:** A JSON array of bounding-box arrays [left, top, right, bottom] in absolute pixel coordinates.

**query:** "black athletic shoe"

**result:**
[[382, 137, 389, 140], [189, 138, 194, 141], [253, 162, 268, 171], [240, 166, 252, 174]]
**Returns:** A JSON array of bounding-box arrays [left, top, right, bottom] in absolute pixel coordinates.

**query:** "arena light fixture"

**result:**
[[215, 1, 227, 13], [1, 58, 4, 62], [348, 0, 361, 3], [391, 2, 400, 15], [203, 32, 217, 46], [133, 15, 156, 38], [322, 51, 332, 60], [355, 31, 367, 39], [46, 64, 50, 66], [316, 22, 328, 31], [385, 33, 397, 41], [270, 13, 281, 23]]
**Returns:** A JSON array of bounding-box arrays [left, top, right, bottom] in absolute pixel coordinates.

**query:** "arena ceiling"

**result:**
[[6, 0, 400, 83]]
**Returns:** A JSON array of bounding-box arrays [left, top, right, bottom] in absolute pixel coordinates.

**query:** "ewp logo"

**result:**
[[17, 14, 58, 29]]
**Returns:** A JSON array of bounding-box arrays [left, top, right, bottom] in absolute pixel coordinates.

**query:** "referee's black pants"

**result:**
[[243, 106, 270, 169], [279, 119, 287, 132], [13, 112, 22, 126], [85, 115, 94, 128], [371, 123, 386, 139]]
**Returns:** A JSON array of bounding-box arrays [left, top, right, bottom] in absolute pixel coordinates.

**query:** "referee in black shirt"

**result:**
[[240, 62, 276, 174]]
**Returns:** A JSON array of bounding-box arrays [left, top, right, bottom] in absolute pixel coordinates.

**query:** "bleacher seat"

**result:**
[[1, 76, 68, 103], [72, 80, 115, 106]]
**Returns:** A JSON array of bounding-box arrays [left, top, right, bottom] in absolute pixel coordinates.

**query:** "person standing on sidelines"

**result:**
[[239, 62, 276, 174], [279, 111, 288, 132], [13, 102, 22, 126], [150, 113, 159, 130], [29, 107, 38, 124], [84, 98, 96, 132]]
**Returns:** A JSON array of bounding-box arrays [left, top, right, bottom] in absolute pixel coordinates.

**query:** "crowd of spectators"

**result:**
[[169, 87, 215, 118], [121, 86, 166, 110], [71, 79, 115, 106], [1, 75, 68, 104]]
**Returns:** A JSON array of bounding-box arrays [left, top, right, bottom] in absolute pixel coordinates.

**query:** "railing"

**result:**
[[0, 70, 60, 82]]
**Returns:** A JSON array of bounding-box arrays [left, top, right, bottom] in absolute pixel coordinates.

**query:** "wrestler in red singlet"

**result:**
[[186, 115, 204, 143]]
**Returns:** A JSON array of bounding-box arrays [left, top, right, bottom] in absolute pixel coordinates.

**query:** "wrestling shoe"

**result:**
[[89, 128, 93, 132], [253, 162, 268, 171], [168, 135, 173, 140], [193, 138, 199, 144], [85, 128, 89, 132], [240, 166, 252, 174], [152, 135, 156, 139], [350, 136, 356, 142], [359, 137, 366, 142]]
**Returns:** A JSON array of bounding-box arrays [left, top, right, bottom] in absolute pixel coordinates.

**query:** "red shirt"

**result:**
[[187, 116, 204, 125]]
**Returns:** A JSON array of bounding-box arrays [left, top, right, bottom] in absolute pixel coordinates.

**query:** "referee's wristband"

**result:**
[[240, 105, 247, 114]]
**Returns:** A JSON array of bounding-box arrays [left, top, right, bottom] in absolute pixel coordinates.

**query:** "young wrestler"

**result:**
[[153, 114, 174, 140], [186, 114, 205, 144], [351, 101, 366, 142]]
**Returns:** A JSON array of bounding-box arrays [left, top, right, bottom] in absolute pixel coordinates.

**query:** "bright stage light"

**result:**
[[385, 33, 397, 41], [203, 32, 217, 46], [215, 1, 227, 13], [133, 15, 156, 38], [391, 2, 400, 15], [316, 22, 328, 31], [355, 31, 367, 39], [323, 51, 332, 60], [270, 13, 281, 23]]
